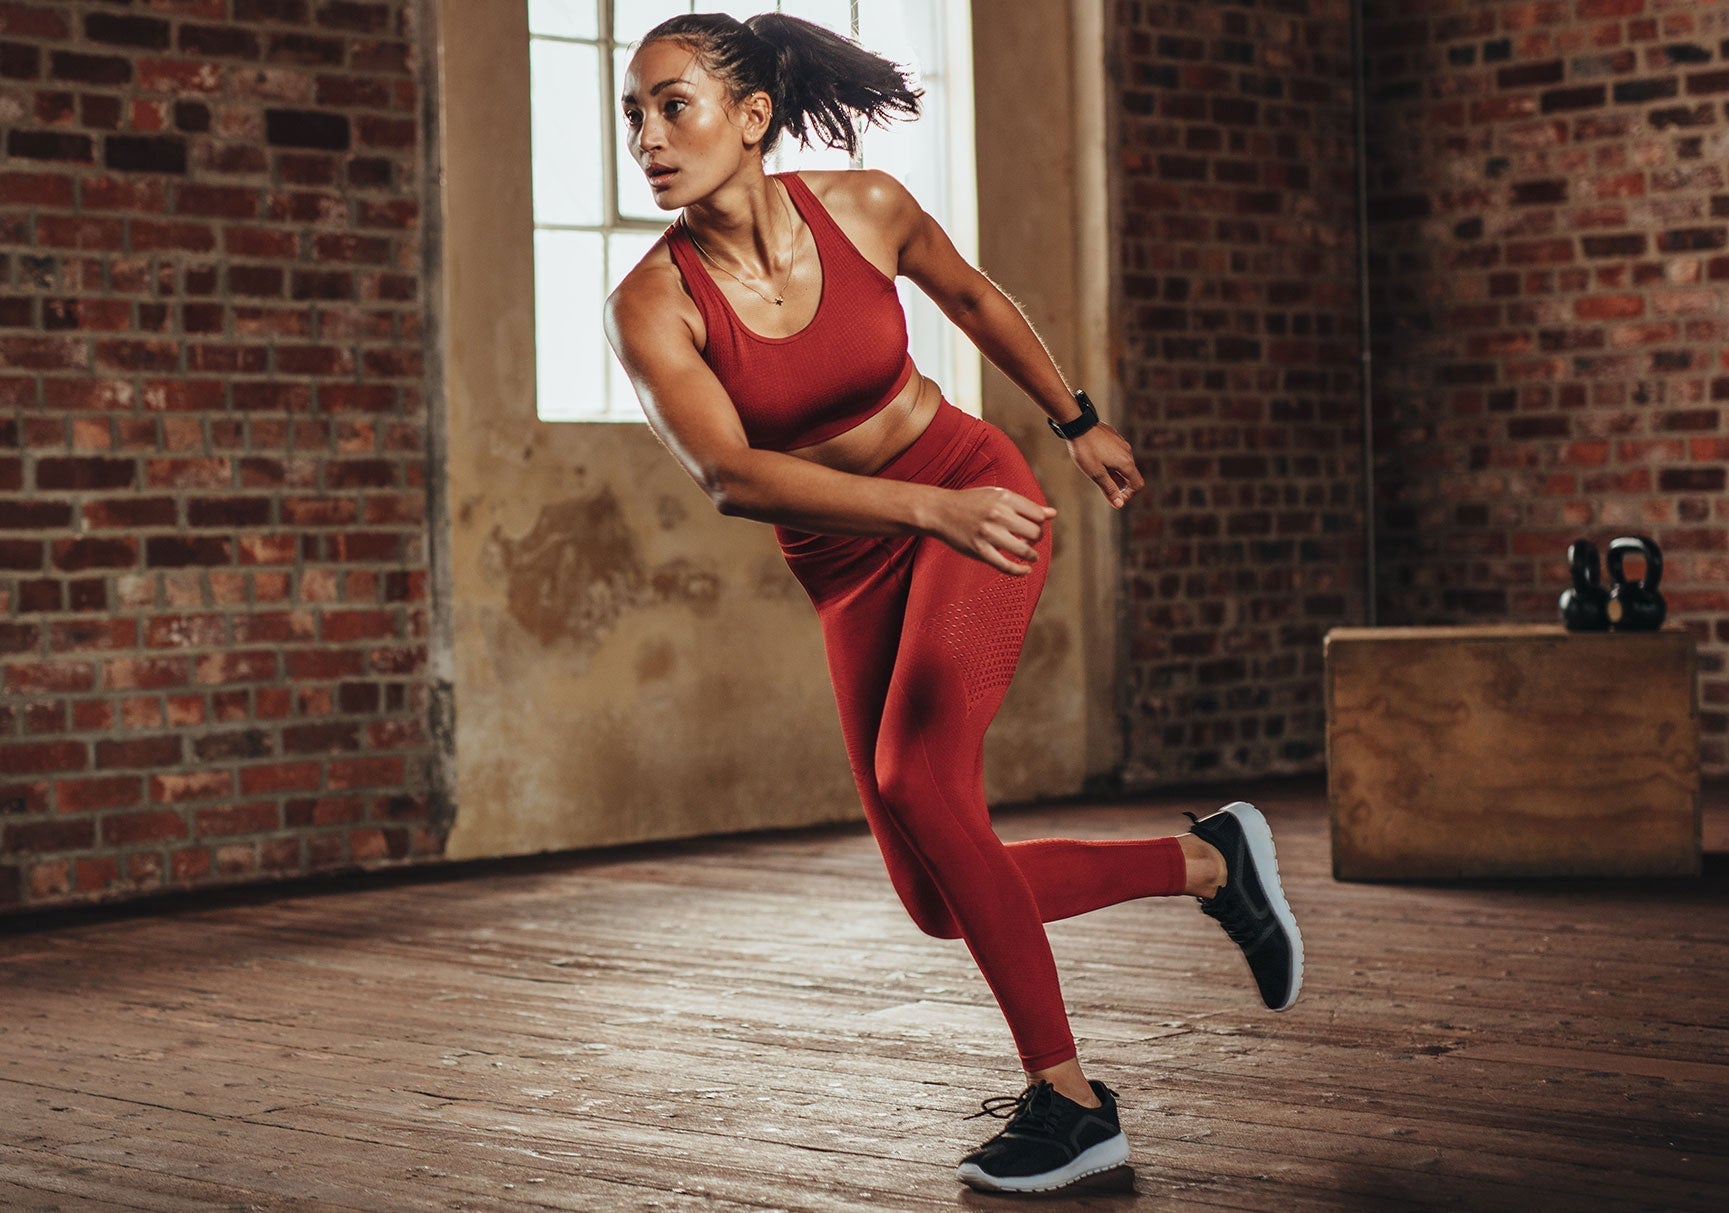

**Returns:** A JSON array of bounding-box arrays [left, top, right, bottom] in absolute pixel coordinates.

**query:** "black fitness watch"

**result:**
[[1048, 389, 1100, 441]]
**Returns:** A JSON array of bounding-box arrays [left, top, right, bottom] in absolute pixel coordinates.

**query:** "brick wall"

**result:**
[[1115, 0, 1364, 785], [0, 0, 443, 914], [1365, 0, 1729, 771]]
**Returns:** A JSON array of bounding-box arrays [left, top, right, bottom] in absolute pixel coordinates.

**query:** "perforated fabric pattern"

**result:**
[[926, 573, 1030, 713]]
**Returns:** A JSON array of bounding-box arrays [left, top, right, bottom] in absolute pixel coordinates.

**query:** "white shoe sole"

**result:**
[[1218, 801, 1304, 1011], [955, 1131, 1130, 1193]]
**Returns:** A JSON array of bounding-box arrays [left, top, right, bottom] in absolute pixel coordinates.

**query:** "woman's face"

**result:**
[[620, 40, 768, 209]]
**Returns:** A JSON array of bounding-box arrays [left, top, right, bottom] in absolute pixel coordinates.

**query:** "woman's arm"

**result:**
[[603, 269, 1055, 574], [862, 171, 1146, 510]]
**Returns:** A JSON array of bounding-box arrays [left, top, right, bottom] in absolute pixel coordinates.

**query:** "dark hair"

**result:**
[[640, 11, 922, 158]]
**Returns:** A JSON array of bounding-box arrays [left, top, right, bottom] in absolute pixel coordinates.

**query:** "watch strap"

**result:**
[[1048, 389, 1100, 440]]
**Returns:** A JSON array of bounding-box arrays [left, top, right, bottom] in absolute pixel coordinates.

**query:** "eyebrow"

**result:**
[[620, 78, 689, 104]]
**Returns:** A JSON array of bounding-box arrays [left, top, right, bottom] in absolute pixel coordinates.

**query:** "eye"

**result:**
[[664, 99, 686, 118], [622, 107, 641, 127]]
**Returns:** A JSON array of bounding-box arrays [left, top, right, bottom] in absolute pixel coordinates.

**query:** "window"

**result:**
[[527, 0, 978, 423]]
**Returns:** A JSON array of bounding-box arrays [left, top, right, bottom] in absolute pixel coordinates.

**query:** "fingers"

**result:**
[[983, 491, 1045, 572], [981, 546, 1034, 576], [990, 488, 1055, 543], [1091, 470, 1137, 509], [1071, 425, 1147, 508], [1121, 459, 1146, 493]]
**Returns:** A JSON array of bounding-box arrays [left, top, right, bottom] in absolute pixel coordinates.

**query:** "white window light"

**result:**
[[527, 0, 979, 424]]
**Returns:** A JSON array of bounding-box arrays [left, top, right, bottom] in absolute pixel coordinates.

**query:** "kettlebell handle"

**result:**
[[1606, 535, 1663, 591], [1567, 538, 1602, 588]]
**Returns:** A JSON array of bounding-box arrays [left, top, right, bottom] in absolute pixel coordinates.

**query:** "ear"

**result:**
[[735, 89, 774, 148]]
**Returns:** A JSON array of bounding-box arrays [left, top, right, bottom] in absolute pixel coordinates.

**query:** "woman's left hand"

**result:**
[[1065, 423, 1145, 509]]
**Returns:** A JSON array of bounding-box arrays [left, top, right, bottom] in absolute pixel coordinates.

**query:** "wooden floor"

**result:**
[[3, 776, 1727, 1212]]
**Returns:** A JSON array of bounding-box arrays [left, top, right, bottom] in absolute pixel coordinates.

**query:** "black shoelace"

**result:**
[[1200, 892, 1267, 948], [966, 1082, 1060, 1136], [1185, 811, 1261, 946]]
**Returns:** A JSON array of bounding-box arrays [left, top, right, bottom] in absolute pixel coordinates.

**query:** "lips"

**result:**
[[646, 164, 678, 187]]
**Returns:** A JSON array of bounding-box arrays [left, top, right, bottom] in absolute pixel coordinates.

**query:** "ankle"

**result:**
[[1024, 1061, 1102, 1108], [1045, 1080, 1100, 1108], [1178, 833, 1226, 898]]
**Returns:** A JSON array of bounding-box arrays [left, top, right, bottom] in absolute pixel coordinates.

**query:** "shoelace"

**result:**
[[1200, 894, 1267, 948], [965, 1082, 1060, 1135], [1185, 811, 1262, 947]]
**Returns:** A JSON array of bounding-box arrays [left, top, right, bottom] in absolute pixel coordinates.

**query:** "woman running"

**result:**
[[602, 12, 1303, 1194]]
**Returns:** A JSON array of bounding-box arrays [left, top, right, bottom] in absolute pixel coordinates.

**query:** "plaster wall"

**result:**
[[434, 0, 1117, 860]]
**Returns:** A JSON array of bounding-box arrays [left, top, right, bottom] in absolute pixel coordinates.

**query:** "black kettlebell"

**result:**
[[1558, 538, 1610, 631], [1605, 535, 1665, 631]]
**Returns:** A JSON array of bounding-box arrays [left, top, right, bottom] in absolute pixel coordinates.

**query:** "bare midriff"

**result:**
[[780, 364, 943, 477]]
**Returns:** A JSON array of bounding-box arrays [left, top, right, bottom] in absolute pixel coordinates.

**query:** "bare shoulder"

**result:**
[[792, 167, 921, 275], [604, 234, 702, 350], [797, 166, 919, 230]]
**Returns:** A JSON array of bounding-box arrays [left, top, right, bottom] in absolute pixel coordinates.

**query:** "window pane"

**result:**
[[614, 0, 691, 47], [775, 139, 852, 174], [528, 0, 599, 40], [534, 230, 606, 421], [605, 231, 663, 419], [780, 0, 852, 37], [858, 0, 929, 75], [530, 40, 603, 227]]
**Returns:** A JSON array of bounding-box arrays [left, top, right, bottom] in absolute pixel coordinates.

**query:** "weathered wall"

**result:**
[[973, 0, 1123, 797], [1364, 0, 1729, 771], [1114, 0, 1365, 785], [1, 0, 441, 912]]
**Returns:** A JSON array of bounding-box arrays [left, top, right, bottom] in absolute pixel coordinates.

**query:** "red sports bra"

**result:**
[[664, 171, 915, 452]]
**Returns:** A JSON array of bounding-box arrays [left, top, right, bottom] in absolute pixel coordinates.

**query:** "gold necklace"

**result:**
[[683, 183, 800, 306]]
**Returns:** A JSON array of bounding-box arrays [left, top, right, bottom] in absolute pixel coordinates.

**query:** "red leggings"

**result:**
[[776, 400, 1187, 1071]]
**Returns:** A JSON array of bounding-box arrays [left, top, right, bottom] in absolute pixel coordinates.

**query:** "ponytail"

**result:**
[[640, 11, 922, 158]]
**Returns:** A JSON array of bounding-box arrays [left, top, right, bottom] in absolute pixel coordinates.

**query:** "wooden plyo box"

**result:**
[[1325, 624, 1700, 880]]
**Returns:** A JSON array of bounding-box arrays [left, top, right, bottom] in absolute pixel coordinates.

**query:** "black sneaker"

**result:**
[[1184, 801, 1303, 1011], [954, 1079, 1129, 1193]]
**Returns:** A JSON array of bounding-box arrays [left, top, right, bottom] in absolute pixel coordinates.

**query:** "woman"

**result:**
[[603, 12, 1303, 1195]]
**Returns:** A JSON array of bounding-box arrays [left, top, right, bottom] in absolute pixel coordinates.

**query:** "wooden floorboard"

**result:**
[[3, 778, 1727, 1211]]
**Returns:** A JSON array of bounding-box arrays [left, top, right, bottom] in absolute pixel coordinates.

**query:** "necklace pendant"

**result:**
[[773, 297, 784, 305]]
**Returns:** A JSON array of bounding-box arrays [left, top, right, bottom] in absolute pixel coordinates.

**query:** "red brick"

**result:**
[[287, 648, 365, 679], [102, 809, 189, 846], [103, 655, 192, 690], [51, 536, 139, 571], [73, 855, 121, 894], [191, 649, 278, 684], [0, 740, 88, 774], [329, 756, 402, 790], [193, 801, 279, 835], [150, 769, 235, 803], [3, 817, 96, 856], [50, 617, 137, 651], [239, 760, 321, 794], [233, 611, 315, 643], [95, 735, 183, 769], [2, 170, 76, 206], [284, 795, 362, 827], [320, 609, 395, 643], [43, 379, 134, 411], [70, 699, 113, 730], [0, 622, 41, 654], [5, 662, 97, 694], [238, 534, 298, 564], [144, 614, 228, 648], [57, 775, 143, 813]]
